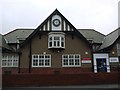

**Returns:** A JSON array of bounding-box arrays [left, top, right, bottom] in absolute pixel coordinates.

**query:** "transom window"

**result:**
[[1, 55, 19, 67], [48, 33, 65, 48], [32, 54, 51, 67], [62, 54, 81, 67]]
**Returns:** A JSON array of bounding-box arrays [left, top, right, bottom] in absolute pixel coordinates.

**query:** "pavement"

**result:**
[[1, 84, 120, 90]]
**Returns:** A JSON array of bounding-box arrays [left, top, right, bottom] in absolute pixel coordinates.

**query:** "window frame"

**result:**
[[48, 33, 65, 49], [32, 54, 51, 67], [1, 55, 19, 67], [62, 54, 81, 67]]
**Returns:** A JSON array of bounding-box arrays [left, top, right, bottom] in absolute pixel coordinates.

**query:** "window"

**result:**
[[2, 56, 19, 67], [62, 54, 81, 67], [48, 33, 65, 48], [117, 43, 120, 56], [32, 54, 51, 67]]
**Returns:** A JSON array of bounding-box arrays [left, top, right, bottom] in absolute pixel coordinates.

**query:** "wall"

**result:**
[[2, 72, 119, 87], [19, 32, 92, 73], [108, 41, 120, 72]]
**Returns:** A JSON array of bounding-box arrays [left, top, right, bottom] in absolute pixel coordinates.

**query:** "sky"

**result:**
[[0, 0, 120, 35]]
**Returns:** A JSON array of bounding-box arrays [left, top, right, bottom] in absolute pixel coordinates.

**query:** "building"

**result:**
[[1, 9, 120, 75], [118, 1, 120, 27]]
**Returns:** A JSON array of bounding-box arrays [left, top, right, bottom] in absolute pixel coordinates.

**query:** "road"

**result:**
[[2, 84, 120, 90]]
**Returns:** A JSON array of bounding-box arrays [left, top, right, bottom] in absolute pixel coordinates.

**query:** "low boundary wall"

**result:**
[[2, 72, 120, 87]]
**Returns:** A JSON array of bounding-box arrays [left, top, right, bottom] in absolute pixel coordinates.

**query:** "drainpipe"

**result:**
[[29, 40, 32, 73], [17, 40, 20, 73]]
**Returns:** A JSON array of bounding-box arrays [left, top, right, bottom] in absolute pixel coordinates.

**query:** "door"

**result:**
[[96, 58, 107, 72]]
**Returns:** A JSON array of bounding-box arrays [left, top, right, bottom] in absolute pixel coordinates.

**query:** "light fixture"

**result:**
[[85, 52, 88, 55], [43, 52, 46, 54], [112, 51, 115, 54]]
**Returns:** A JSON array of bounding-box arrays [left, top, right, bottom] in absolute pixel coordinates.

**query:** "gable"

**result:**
[[20, 9, 89, 47], [40, 14, 74, 31]]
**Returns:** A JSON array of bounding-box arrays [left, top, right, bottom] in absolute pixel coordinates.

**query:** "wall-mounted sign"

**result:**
[[109, 57, 119, 62], [82, 58, 91, 63]]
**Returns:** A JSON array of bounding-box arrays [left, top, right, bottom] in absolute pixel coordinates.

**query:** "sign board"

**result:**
[[109, 57, 119, 62], [82, 58, 91, 63]]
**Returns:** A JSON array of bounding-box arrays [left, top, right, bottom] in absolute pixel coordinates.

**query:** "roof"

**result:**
[[100, 27, 120, 50], [0, 34, 13, 51], [78, 29, 105, 43], [4, 29, 34, 43]]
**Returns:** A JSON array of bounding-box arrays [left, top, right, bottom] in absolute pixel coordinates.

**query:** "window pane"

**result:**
[[2, 60, 7, 66], [61, 42, 64, 47], [54, 41, 56, 46], [75, 59, 80, 65], [54, 37, 59, 40], [49, 42, 52, 47], [69, 55, 74, 58], [57, 41, 60, 46], [39, 59, 44, 66], [33, 60, 38, 66], [49, 37, 52, 41], [75, 55, 79, 58], [69, 59, 74, 65], [34, 55, 38, 58], [45, 60, 50, 66], [61, 37, 64, 41], [63, 59, 68, 65], [13, 60, 18, 66], [7, 60, 12, 66]]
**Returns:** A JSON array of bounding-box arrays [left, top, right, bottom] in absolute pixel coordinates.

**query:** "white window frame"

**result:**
[[32, 54, 51, 67], [48, 33, 65, 49], [62, 54, 81, 67], [1, 55, 19, 67]]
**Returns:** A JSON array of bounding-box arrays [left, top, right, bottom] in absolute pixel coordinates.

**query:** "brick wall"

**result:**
[[31, 67, 92, 74], [2, 72, 119, 87], [2, 66, 119, 74]]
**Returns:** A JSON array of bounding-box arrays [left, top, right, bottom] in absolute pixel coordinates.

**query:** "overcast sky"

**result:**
[[0, 0, 120, 35]]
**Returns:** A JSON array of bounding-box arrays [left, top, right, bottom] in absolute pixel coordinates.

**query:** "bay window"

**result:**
[[48, 32, 65, 49]]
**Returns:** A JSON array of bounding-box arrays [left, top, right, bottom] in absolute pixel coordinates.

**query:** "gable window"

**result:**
[[32, 54, 51, 67], [1, 55, 19, 67], [48, 32, 65, 49], [62, 54, 81, 67]]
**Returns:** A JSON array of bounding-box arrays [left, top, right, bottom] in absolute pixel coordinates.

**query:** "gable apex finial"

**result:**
[[55, 8, 58, 10]]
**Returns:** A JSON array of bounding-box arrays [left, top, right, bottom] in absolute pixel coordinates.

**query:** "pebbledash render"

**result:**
[[1, 9, 120, 74]]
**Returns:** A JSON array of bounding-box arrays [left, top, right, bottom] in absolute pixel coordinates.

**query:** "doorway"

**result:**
[[93, 53, 110, 73], [96, 58, 107, 72]]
